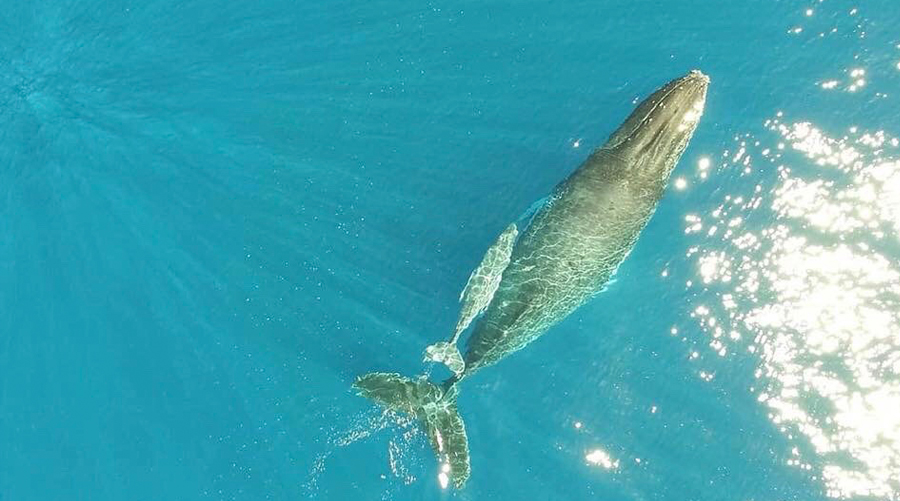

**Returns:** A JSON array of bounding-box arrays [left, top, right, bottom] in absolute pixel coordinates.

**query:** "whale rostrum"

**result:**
[[354, 70, 710, 489]]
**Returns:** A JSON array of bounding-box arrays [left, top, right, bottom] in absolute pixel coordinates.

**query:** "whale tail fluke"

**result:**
[[353, 372, 470, 488], [423, 341, 466, 377]]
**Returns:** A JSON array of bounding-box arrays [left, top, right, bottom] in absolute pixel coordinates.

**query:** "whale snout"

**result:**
[[687, 69, 710, 85], [679, 69, 710, 109], [602, 69, 710, 177], [669, 70, 709, 133], [665, 69, 710, 118]]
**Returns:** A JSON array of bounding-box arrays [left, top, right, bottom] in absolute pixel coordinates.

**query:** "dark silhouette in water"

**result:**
[[355, 70, 710, 488]]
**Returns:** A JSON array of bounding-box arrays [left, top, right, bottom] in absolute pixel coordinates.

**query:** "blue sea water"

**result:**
[[2, 0, 900, 500]]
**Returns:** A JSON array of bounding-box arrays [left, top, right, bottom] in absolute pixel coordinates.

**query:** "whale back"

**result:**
[[460, 149, 657, 374], [459, 72, 709, 377]]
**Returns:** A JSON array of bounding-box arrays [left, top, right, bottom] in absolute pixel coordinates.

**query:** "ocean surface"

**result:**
[[2, 0, 899, 500]]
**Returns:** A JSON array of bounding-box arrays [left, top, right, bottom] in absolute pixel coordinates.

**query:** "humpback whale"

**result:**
[[354, 70, 710, 488]]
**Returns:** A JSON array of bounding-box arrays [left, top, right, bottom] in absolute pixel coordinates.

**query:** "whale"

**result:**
[[353, 70, 710, 488]]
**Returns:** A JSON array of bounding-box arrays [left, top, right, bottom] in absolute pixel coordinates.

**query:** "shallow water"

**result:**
[[2, 0, 899, 500]]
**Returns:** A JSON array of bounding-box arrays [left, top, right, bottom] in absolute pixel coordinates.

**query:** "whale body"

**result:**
[[354, 70, 710, 488]]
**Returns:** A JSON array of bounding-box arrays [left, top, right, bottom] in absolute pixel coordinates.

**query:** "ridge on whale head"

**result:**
[[602, 70, 710, 183]]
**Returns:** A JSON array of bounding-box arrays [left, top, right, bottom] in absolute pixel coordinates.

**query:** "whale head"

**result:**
[[603, 70, 709, 183]]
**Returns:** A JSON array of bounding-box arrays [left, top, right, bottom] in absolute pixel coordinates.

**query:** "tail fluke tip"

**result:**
[[353, 371, 471, 489]]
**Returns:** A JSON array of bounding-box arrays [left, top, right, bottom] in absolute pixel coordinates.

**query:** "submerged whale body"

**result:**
[[354, 70, 710, 488]]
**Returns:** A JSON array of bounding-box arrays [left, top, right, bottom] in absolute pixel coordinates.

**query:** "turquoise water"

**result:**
[[2, 0, 899, 500]]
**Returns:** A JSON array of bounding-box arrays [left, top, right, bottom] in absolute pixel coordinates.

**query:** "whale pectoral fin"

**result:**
[[459, 269, 477, 303], [455, 222, 519, 329], [424, 342, 465, 377], [459, 223, 518, 302]]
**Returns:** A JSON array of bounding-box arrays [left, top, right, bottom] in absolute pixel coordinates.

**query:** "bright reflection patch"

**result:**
[[438, 462, 451, 489], [585, 448, 619, 470], [683, 116, 900, 499]]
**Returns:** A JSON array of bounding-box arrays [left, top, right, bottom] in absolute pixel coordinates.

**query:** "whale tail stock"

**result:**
[[352, 372, 470, 488]]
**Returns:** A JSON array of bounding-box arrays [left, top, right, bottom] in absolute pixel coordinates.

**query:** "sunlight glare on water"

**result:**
[[585, 448, 620, 470], [683, 117, 900, 499]]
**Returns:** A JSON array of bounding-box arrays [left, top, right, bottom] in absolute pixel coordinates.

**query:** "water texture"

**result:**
[[1, 0, 899, 500]]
